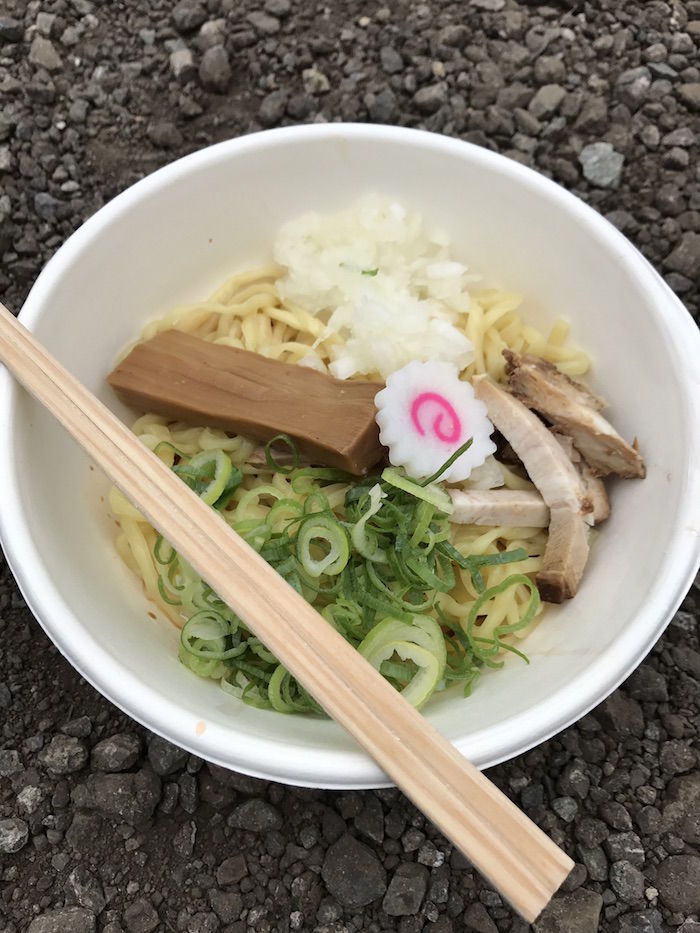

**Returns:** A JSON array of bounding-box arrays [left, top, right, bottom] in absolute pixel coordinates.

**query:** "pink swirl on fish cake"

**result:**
[[410, 392, 462, 444]]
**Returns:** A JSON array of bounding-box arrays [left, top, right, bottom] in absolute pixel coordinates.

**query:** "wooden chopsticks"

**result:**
[[0, 300, 573, 922]]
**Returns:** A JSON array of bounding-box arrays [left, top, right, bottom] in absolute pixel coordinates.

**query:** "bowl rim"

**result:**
[[1, 123, 699, 788]]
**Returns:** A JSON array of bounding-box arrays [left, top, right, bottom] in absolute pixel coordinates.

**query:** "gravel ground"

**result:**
[[1, 1, 699, 931]]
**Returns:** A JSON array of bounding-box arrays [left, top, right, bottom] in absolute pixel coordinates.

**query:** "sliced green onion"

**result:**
[[358, 615, 445, 709], [350, 483, 388, 563], [174, 449, 237, 506], [419, 438, 473, 486], [381, 468, 454, 516], [264, 433, 299, 474], [296, 514, 350, 577], [153, 535, 177, 566]]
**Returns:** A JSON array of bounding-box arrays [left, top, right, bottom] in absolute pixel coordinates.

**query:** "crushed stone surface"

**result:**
[[1, 0, 699, 930]]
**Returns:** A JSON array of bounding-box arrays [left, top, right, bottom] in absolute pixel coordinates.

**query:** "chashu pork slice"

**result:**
[[472, 374, 593, 603], [504, 350, 645, 479], [552, 431, 610, 524], [449, 488, 550, 527]]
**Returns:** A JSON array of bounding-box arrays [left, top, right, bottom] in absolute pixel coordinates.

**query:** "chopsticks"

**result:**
[[0, 300, 573, 922]]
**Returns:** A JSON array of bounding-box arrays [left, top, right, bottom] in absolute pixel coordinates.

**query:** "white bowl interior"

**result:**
[[2, 126, 699, 788]]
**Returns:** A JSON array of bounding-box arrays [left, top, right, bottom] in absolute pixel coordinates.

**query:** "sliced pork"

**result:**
[[503, 350, 645, 479], [552, 431, 610, 525], [472, 375, 592, 603], [536, 505, 591, 603], [449, 488, 549, 527]]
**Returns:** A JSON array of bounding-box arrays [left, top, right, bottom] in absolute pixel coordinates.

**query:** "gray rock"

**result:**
[[0, 194, 13, 224], [640, 124, 660, 149], [259, 90, 288, 127], [147, 121, 183, 149], [71, 769, 161, 826], [534, 56, 566, 84], [664, 772, 700, 844], [665, 232, 700, 279], [627, 667, 668, 702], [302, 66, 330, 96], [575, 817, 608, 848], [178, 772, 197, 813], [28, 36, 63, 72], [557, 760, 590, 799], [662, 127, 696, 147], [664, 147, 690, 169], [265, 0, 290, 15], [170, 48, 196, 83], [197, 19, 226, 51], [172, 0, 207, 33], [227, 798, 282, 832], [247, 11, 281, 35], [0, 682, 10, 706], [205, 763, 268, 795], [217, 854, 248, 886], [463, 902, 498, 933], [61, 25, 82, 47], [380, 46, 403, 75], [636, 805, 663, 836], [660, 739, 696, 774], [0, 748, 22, 776], [173, 820, 196, 857], [288, 93, 315, 119], [68, 99, 89, 124], [414, 84, 448, 114], [355, 793, 384, 844], [66, 866, 106, 915], [184, 912, 219, 932], [673, 644, 700, 678], [578, 143, 624, 189], [28, 907, 96, 933], [17, 785, 44, 815], [578, 845, 608, 882], [678, 83, 700, 111], [321, 833, 387, 908], [470, 0, 505, 8], [199, 45, 231, 93], [528, 84, 566, 119], [599, 801, 633, 831], [604, 832, 645, 867], [209, 889, 242, 923], [0, 16, 22, 42], [65, 811, 105, 854], [610, 860, 645, 903], [618, 910, 665, 933], [34, 192, 65, 221], [38, 735, 88, 774], [382, 863, 429, 916], [656, 855, 700, 913], [0, 817, 29, 853], [368, 88, 398, 123], [147, 735, 188, 776], [533, 888, 603, 933], [615, 67, 652, 110], [123, 898, 159, 933], [437, 24, 468, 47], [417, 840, 445, 867], [552, 797, 578, 823], [91, 734, 140, 772], [37, 15, 56, 39]]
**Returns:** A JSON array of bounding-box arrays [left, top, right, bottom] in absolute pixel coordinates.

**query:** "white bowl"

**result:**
[[1, 125, 699, 789]]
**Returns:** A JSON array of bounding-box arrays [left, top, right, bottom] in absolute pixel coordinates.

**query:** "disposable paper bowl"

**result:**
[[1, 125, 699, 788]]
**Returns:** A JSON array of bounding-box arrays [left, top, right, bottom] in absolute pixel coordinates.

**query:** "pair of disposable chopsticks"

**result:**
[[0, 300, 572, 922]]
